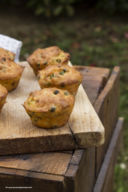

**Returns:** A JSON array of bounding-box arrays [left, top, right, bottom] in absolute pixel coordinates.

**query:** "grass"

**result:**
[[0, 8, 128, 191]]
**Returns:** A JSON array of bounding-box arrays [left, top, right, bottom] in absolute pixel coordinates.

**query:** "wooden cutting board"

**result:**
[[0, 62, 104, 155]]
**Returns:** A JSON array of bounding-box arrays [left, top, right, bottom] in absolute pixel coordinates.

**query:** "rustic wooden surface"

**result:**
[[0, 65, 120, 192], [0, 152, 72, 175], [0, 62, 105, 155], [93, 117, 124, 192], [69, 84, 104, 147], [0, 168, 64, 192], [94, 66, 120, 175]]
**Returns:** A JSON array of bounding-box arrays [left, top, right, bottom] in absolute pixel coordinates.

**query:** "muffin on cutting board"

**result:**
[[0, 60, 24, 91], [0, 47, 15, 61], [0, 84, 8, 111], [23, 88, 74, 128], [38, 65, 82, 95], [27, 46, 70, 75]]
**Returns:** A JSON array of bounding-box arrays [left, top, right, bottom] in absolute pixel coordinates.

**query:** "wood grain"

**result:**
[[75, 66, 110, 104], [0, 167, 64, 192], [93, 117, 124, 192], [64, 148, 95, 192], [69, 84, 104, 147], [0, 152, 72, 175], [0, 62, 105, 155]]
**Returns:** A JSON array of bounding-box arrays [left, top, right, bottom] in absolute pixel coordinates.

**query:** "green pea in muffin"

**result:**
[[23, 88, 74, 128], [27, 46, 70, 75], [38, 65, 82, 95]]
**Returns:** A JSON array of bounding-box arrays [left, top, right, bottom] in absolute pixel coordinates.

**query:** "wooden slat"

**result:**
[[69, 150, 84, 165], [94, 66, 120, 175], [0, 152, 72, 175], [93, 117, 124, 192], [0, 167, 64, 192], [75, 66, 110, 78]]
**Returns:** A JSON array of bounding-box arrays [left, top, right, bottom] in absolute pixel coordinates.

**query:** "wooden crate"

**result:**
[[0, 65, 123, 192]]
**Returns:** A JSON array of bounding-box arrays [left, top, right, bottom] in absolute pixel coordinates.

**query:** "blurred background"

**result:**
[[0, 0, 128, 191]]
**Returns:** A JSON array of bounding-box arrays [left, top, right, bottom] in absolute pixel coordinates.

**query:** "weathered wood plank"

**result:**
[[75, 66, 110, 78], [93, 117, 124, 192], [69, 84, 105, 147], [0, 167, 64, 192], [69, 150, 84, 165], [0, 152, 72, 175], [94, 66, 120, 175]]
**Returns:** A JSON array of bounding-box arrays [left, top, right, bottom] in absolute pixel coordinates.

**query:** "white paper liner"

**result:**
[[0, 34, 22, 62]]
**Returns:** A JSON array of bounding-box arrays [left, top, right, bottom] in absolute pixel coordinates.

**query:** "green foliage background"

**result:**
[[2, 0, 128, 16]]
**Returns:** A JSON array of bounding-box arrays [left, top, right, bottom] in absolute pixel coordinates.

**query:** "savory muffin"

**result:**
[[0, 61, 24, 91], [38, 65, 82, 95], [27, 46, 70, 75], [23, 88, 74, 128], [0, 48, 15, 62], [0, 84, 8, 111]]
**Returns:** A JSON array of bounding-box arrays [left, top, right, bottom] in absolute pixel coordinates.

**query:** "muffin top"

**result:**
[[0, 48, 15, 61], [38, 65, 82, 88], [24, 88, 74, 113], [0, 84, 8, 99], [27, 46, 70, 68], [0, 61, 24, 80]]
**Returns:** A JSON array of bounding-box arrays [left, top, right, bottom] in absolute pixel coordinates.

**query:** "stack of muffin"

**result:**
[[0, 48, 24, 111], [24, 46, 83, 129]]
